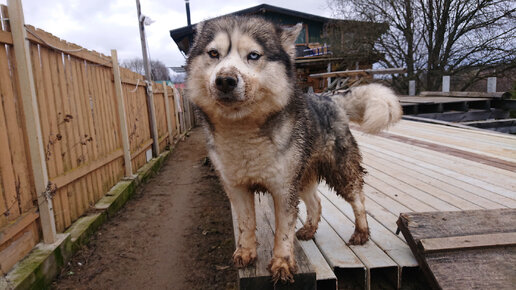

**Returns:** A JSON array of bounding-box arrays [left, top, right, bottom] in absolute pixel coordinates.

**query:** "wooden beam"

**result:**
[[24, 25, 112, 67], [8, 0, 56, 243], [310, 67, 406, 79], [51, 149, 123, 189], [0, 208, 38, 245], [0, 29, 13, 44], [158, 132, 169, 145], [130, 139, 154, 160], [420, 232, 516, 253], [420, 91, 504, 98], [111, 49, 133, 177], [114, 76, 147, 87], [0, 224, 37, 274]]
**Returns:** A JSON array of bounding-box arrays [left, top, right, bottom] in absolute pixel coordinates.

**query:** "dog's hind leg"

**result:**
[[268, 189, 299, 283], [226, 185, 257, 268], [296, 180, 321, 240], [332, 150, 369, 245], [345, 188, 369, 245]]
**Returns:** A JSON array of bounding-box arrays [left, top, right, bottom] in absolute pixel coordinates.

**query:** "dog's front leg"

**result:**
[[226, 185, 257, 267], [268, 190, 298, 283]]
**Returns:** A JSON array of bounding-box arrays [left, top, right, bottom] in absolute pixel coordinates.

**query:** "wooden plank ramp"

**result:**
[[397, 209, 516, 290], [232, 120, 516, 289]]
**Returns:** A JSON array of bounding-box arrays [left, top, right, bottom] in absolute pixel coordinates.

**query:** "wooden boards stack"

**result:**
[[397, 209, 516, 289]]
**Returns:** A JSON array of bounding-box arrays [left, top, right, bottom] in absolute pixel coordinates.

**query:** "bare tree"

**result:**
[[121, 58, 171, 81], [328, 0, 516, 92]]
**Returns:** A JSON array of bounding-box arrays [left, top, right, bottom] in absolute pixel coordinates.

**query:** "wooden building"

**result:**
[[169, 4, 386, 91]]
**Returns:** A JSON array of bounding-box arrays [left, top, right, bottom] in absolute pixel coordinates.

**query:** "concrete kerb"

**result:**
[[2, 144, 177, 290]]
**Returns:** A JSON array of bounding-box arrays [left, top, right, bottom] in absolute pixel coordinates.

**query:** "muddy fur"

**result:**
[[185, 15, 402, 283]]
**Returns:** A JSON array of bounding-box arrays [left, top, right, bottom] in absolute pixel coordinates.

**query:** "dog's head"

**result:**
[[185, 16, 302, 122]]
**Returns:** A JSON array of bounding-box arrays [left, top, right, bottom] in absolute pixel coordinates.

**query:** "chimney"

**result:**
[[185, 0, 191, 26]]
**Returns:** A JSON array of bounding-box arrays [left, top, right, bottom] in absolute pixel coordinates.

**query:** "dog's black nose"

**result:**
[[215, 76, 238, 93]]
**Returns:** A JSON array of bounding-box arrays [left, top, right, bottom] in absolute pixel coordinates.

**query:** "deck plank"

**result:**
[[232, 195, 316, 290], [397, 209, 516, 289], [298, 202, 367, 288], [356, 130, 516, 185], [359, 143, 516, 207], [295, 220, 337, 289], [362, 147, 509, 209], [382, 125, 516, 163], [362, 151, 499, 210], [396, 120, 516, 147], [257, 195, 334, 289], [320, 187, 418, 267], [354, 135, 516, 200]]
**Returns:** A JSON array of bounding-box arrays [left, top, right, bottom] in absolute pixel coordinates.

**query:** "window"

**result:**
[[295, 24, 309, 45]]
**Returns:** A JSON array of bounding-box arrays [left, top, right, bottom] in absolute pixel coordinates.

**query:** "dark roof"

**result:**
[[170, 4, 336, 55], [228, 4, 330, 23], [169, 3, 386, 57]]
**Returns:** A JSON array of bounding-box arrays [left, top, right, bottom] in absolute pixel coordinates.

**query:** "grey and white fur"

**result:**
[[185, 16, 402, 283]]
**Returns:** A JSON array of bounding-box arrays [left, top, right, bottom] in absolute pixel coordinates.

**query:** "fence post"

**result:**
[[409, 80, 416, 96], [136, 0, 159, 157], [163, 83, 173, 143], [487, 77, 496, 93], [8, 0, 57, 243], [442, 76, 450, 93], [111, 49, 133, 177]]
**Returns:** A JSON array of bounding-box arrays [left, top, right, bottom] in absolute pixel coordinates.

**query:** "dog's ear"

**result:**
[[279, 23, 303, 58], [192, 21, 205, 48]]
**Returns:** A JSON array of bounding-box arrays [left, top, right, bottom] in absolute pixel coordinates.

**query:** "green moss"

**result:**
[[5, 146, 174, 290], [7, 235, 72, 290], [64, 213, 106, 252]]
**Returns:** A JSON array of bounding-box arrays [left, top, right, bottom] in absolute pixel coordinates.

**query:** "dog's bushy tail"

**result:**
[[334, 83, 402, 134]]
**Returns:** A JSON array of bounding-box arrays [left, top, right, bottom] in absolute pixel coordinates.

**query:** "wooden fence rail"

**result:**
[[0, 1, 195, 274]]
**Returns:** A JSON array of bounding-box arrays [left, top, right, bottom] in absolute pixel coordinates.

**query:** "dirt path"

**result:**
[[52, 128, 237, 290]]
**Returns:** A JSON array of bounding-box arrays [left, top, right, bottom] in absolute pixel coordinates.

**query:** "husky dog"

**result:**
[[185, 16, 402, 283]]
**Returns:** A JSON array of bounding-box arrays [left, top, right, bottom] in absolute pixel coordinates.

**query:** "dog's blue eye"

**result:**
[[207, 50, 219, 59], [247, 52, 261, 60]]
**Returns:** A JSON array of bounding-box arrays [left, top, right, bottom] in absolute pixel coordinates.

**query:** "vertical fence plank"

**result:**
[[38, 46, 69, 229], [168, 87, 177, 138], [163, 83, 173, 144], [148, 83, 160, 156], [81, 62, 103, 201], [8, 0, 56, 243], [172, 87, 182, 134], [111, 50, 133, 177]]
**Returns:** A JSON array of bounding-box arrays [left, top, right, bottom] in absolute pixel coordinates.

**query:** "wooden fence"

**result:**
[[0, 2, 195, 274]]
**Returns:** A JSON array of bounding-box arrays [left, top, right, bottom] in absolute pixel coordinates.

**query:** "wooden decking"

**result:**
[[398, 95, 510, 122], [236, 120, 516, 290]]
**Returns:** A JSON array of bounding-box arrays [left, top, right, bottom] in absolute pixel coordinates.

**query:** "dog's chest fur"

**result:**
[[208, 123, 298, 190]]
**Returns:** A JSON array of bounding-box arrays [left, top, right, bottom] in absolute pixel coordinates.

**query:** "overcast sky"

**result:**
[[0, 0, 333, 68]]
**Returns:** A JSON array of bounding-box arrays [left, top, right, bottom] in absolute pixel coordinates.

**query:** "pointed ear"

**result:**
[[192, 21, 205, 45], [280, 23, 303, 58]]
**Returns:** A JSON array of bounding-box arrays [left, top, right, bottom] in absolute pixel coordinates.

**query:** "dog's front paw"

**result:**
[[296, 225, 317, 240], [267, 256, 297, 284], [233, 247, 257, 268], [348, 228, 370, 245]]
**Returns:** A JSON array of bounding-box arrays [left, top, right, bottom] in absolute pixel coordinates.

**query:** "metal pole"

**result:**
[[136, 0, 159, 157], [185, 0, 191, 26]]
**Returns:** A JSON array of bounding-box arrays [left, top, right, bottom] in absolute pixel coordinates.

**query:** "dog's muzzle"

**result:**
[[213, 73, 241, 104], [215, 76, 238, 93]]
